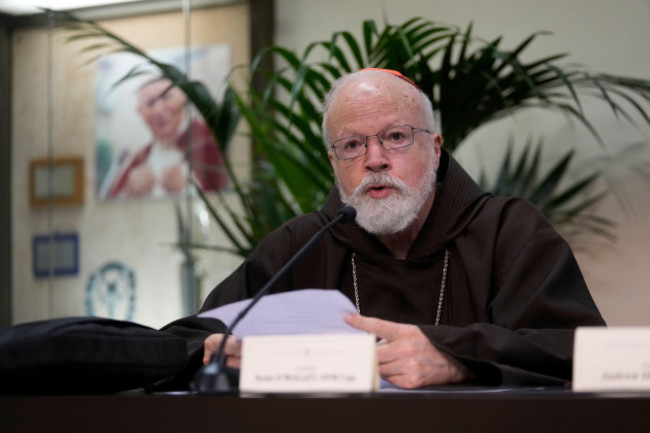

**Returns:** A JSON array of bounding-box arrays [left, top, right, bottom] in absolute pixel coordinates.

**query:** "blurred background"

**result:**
[[1, 0, 649, 329]]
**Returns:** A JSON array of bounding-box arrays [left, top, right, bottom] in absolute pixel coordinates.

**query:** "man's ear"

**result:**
[[432, 133, 443, 170], [327, 150, 341, 179]]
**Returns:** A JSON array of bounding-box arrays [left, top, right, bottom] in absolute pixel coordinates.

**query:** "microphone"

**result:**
[[191, 206, 357, 393]]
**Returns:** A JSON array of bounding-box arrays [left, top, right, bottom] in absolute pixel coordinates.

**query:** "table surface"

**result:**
[[3, 387, 650, 433]]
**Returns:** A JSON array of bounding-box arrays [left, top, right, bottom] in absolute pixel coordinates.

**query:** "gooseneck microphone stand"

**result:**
[[191, 206, 356, 394]]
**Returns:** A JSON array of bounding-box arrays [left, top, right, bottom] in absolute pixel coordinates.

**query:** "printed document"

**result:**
[[198, 289, 362, 337]]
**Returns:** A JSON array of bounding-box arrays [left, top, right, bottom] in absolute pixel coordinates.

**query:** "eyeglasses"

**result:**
[[330, 125, 431, 161]]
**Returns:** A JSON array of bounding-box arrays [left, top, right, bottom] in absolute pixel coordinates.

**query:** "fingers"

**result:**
[[161, 164, 186, 193], [125, 165, 155, 195], [202, 334, 241, 365], [345, 315, 470, 388], [344, 314, 403, 341], [377, 341, 468, 388]]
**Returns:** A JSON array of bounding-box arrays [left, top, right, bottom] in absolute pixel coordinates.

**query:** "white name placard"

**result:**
[[240, 333, 378, 393], [573, 327, 650, 392]]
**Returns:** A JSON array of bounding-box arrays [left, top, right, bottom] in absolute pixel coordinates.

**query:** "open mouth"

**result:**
[[365, 184, 394, 198]]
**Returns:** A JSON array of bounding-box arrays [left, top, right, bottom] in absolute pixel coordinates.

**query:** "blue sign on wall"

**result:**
[[32, 233, 79, 278]]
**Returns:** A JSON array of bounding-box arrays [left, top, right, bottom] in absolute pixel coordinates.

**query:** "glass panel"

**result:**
[[11, 0, 251, 328]]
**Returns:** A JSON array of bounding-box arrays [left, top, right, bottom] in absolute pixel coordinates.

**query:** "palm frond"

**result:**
[[478, 140, 614, 242], [61, 13, 650, 257]]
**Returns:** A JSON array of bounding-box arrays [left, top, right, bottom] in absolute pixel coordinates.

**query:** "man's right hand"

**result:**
[[161, 163, 186, 194], [124, 164, 155, 196], [203, 333, 242, 368]]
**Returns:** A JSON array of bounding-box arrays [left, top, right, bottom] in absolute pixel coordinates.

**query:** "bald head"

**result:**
[[137, 78, 187, 142], [321, 70, 437, 148]]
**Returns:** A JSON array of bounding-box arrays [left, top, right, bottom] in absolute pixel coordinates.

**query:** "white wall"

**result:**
[[275, 0, 650, 325]]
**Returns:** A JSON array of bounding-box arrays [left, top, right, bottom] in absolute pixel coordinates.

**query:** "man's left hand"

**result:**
[[161, 163, 187, 194], [344, 314, 471, 389]]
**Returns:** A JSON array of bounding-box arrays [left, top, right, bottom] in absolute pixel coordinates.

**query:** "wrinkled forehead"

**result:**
[[327, 72, 423, 125], [341, 70, 417, 95], [138, 79, 183, 102]]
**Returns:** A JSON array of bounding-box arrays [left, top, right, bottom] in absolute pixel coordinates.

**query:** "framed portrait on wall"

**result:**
[[94, 44, 231, 201]]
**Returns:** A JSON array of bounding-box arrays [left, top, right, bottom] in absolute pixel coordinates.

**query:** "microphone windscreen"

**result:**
[[337, 206, 357, 223]]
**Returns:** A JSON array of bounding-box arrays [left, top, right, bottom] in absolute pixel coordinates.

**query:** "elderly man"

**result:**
[[108, 78, 227, 198], [163, 69, 605, 388]]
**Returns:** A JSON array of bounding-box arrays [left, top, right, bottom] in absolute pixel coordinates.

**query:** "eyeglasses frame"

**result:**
[[330, 125, 432, 161]]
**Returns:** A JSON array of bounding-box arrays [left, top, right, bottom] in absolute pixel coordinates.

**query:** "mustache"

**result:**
[[350, 172, 407, 199]]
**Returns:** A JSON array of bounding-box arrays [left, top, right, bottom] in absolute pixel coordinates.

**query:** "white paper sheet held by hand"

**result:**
[[197, 289, 363, 338]]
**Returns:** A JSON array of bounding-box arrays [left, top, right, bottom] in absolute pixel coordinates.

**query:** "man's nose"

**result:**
[[148, 97, 167, 112], [364, 136, 390, 172]]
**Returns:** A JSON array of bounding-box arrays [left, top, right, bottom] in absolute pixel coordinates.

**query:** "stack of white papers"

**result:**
[[198, 289, 363, 337]]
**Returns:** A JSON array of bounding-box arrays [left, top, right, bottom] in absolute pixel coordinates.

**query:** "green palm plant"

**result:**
[[478, 138, 614, 243], [60, 14, 650, 255], [238, 17, 650, 243]]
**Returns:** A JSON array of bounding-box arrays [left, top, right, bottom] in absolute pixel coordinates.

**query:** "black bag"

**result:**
[[0, 316, 189, 395]]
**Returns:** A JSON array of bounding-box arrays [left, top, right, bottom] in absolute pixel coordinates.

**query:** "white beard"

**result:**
[[337, 152, 437, 235]]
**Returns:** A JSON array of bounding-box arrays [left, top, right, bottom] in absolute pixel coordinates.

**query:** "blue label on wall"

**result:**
[[32, 233, 79, 277]]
